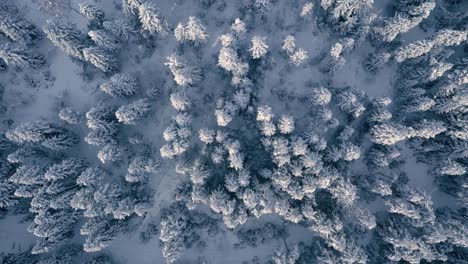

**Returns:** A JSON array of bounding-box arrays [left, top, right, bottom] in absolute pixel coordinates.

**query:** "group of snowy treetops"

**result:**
[[0, 0, 466, 263]]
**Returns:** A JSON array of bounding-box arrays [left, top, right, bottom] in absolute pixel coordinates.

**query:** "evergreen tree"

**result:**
[[138, 2, 168, 36], [159, 203, 194, 263], [395, 39, 434, 63], [77, 167, 105, 187], [97, 144, 127, 164], [59, 107, 82, 125], [100, 73, 138, 97], [41, 133, 79, 151], [174, 16, 208, 46], [6, 121, 57, 144], [43, 20, 88, 60], [249, 36, 268, 59], [84, 129, 117, 146], [170, 92, 191, 111], [29, 209, 80, 254], [374, 14, 415, 43], [115, 99, 151, 125], [435, 159, 466, 176], [0, 10, 40, 45], [300, 2, 314, 20], [370, 122, 414, 145], [0, 181, 17, 208], [88, 30, 120, 52], [102, 20, 138, 43], [126, 156, 159, 183], [81, 216, 123, 252], [0, 45, 45, 69], [165, 54, 202, 87], [44, 159, 87, 181], [79, 3, 105, 24], [83, 47, 118, 73]]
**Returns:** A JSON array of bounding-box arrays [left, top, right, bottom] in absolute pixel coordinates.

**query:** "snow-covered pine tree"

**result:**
[[79, 3, 105, 24], [59, 107, 82, 125], [102, 20, 139, 43], [100, 73, 138, 97], [43, 20, 88, 60], [369, 122, 414, 145], [249, 36, 268, 59], [170, 92, 191, 111], [165, 54, 202, 87], [88, 30, 121, 52], [97, 144, 127, 164], [115, 98, 151, 125], [126, 156, 159, 183], [138, 2, 168, 36], [0, 44, 45, 69], [83, 47, 118, 73], [175, 16, 208, 46], [0, 9, 39, 45]]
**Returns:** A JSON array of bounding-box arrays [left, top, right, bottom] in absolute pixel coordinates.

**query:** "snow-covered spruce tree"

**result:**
[[44, 158, 87, 181], [88, 30, 121, 52], [272, 243, 300, 264], [282, 35, 296, 55], [170, 92, 191, 111], [84, 128, 117, 147], [165, 54, 202, 87], [115, 98, 151, 125], [6, 120, 71, 145], [84, 103, 119, 147], [364, 52, 392, 73], [41, 132, 79, 152], [174, 16, 208, 46], [138, 2, 168, 36], [59, 107, 82, 125], [125, 156, 159, 183], [160, 112, 192, 159], [0, 181, 17, 209], [373, 14, 415, 43], [336, 89, 366, 118], [83, 47, 118, 73], [217, 33, 249, 78], [249, 36, 268, 59], [394, 29, 467, 63], [76, 167, 105, 188], [300, 2, 314, 21], [435, 159, 466, 176], [43, 20, 88, 60], [0, 44, 45, 69], [214, 32, 254, 127], [29, 209, 80, 254], [5, 129, 86, 255], [159, 202, 195, 263], [369, 122, 414, 145], [79, 3, 105, 25], [80, 215, 124, 252], [86, 104, 118, 131], [374, 1, 436, 43], [309, 86, 332, 106], [100, 73, 138, 97], [281, 35, 308, 66], [320, 0, 375, 37], [0, 8, 40, 45], [124, 0, 143, 13], [102, 19, 139, 43], [97, 144, 127, 164]]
